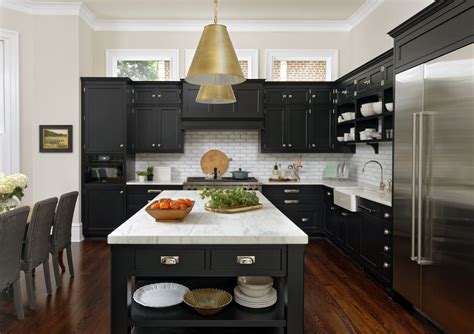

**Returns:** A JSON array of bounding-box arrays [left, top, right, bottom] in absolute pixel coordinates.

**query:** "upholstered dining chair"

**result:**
[[50, 191, 78, 288], [0, 207, 30, 320], [21, 197, 58, 310]]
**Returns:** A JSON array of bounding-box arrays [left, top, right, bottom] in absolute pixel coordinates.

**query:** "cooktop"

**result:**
[[186, 177, 259, 183]]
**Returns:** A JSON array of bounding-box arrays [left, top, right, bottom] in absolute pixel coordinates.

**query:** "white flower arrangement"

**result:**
[[0, 172, 28, 202]]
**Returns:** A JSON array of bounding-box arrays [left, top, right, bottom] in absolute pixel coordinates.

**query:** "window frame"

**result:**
[[185, 49, 259, 79], [105, 49, 180, 81], [265, 49, 338, 81], [0, 28, 20, 174]]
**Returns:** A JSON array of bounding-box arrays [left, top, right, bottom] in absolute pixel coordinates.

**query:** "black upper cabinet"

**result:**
[[264, 86, 309, 105], [308, 87, 332, 152], [182, 80, 264, 120], [131, 106, 183, 153], [262, 106, 285, 152], [134, 84, 181, 105], [287, 106, 308, 151], [82, 80, 128, 153]]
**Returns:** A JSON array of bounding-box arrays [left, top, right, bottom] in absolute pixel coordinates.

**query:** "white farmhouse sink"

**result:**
[[333, 187, 386, 212]]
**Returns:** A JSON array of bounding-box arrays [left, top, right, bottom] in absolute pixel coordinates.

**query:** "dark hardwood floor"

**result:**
[[0, 239, 435, 334]]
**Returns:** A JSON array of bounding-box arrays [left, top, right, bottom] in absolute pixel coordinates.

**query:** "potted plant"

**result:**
[[136, 171, 148, 183], [147, 166, 154, 181], [0, 172, 28, 213]]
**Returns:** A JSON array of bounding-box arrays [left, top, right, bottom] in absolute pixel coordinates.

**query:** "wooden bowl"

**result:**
[[183, 288, 232, 316], [145, 201, 195, 223]]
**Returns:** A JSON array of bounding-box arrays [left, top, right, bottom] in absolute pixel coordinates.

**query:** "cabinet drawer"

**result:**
[[127, 185, 182, 196], [263, 185, 321, 197], [210, 247, 284, 273], [135, 248, 206, 274], [284, 206, 317, 230]]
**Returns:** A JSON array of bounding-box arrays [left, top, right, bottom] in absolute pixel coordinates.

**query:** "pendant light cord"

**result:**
[[214, 0, 218, 24]]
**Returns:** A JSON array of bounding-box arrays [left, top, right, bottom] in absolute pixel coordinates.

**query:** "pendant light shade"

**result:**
[[185, 0, 245, 86], [186, 24, 244, 86], [196, 85, 236, 104]]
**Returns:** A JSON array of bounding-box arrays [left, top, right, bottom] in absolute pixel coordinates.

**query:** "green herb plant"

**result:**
[[136, 171, 148, 176], [199, 188, 260, 209]]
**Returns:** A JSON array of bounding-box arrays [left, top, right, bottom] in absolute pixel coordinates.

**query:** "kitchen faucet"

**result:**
[[362, 160, 386, 192]]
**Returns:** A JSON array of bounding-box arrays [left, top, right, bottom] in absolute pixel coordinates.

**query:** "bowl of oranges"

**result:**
[[145, 198, 195, 223]]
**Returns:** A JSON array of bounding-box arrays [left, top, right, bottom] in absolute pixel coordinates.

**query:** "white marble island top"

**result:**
[[107, 190, 308, 245]]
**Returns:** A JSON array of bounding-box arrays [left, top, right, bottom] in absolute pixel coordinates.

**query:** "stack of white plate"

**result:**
[[234, 276, 277, 308]]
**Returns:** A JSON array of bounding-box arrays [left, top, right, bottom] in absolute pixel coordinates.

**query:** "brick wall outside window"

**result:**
[[273, 60, 326, 81], [239, 60, 249, 78]]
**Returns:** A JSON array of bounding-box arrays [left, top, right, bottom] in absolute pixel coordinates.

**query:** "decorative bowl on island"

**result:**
[[145, 198, 195, 222], [183, 288, 233, 316]]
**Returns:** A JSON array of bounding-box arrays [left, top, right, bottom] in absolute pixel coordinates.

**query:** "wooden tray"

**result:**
[[204, 203, 262, 214], [145, 201, 195, 222]]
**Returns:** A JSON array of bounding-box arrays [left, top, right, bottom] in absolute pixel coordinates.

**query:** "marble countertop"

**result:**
[[107, 190, 309, 245], [126, 179, 185, 185]]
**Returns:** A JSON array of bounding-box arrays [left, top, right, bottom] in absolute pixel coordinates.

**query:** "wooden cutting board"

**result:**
[[204, 203, 263, 214], [200, 150, 232, 175]]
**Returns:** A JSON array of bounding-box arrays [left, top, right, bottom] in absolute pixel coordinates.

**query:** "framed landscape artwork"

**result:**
[[39, 125, 73, 153]]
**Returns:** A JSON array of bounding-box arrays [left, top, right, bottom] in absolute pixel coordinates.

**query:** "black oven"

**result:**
[[83, 154, 124, 184]]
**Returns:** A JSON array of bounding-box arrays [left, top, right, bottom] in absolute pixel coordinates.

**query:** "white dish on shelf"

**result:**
[[360, 108, 376, 117], [234, 286, 277, 308], [237, 276, 273, 290], [372, 133, 382, 139], [337, 136, 344, 142], [341, 112, 352, 120], [385, 103, 393, 112], [238, 284, 272, 298], [372, 102, 383, 114], [133, 283, 190, 308], [364, 128, 377, 133]]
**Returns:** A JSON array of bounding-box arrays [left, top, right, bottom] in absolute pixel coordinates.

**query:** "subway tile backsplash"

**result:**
[[135, 130, 392, 187]]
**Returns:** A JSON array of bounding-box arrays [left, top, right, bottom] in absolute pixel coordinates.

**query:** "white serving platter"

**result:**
[[133, 283, 190, 308]]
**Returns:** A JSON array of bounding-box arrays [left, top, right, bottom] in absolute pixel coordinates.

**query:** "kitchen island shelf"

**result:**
[[130, 277, 286, 328]]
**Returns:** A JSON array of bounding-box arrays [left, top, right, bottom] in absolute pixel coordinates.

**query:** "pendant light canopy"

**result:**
[[185, 0, 245, 86], [196, 85, 236, 104]]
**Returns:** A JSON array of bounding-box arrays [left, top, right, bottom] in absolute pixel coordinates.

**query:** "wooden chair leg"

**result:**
[[43, 261, 53, 294], [58, 249, 66, 272], [51, 251, 62, 288], [12, 279, 24, 320], [24, 271, 36, 310], [66, 245, 74, 277]]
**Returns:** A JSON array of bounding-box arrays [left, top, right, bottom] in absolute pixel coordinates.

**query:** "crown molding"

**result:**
[[1, 0, 385, 32]]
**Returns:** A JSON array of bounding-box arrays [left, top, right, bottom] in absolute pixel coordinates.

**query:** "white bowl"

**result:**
[[364, 128, 377, 133], [351, 112, 356, 119], [237, 284, 272, 298], [341, 112, 352, 120], [360, 108, 376, 117], [337, 136, 344, 142], [237, 276, 273, 290], [385, 103, 393, 112], [360, 134, 368, 141], [372, 102, 383, 114]]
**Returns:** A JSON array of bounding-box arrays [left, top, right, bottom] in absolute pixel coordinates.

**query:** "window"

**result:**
[[185, 49, 258, 79], [0, 29, 20, 174], [106, 49, 179, 81], [265, 49, 338, 81]]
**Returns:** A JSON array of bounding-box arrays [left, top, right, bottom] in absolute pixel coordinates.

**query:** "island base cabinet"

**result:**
[[110, 244, 305, 334]]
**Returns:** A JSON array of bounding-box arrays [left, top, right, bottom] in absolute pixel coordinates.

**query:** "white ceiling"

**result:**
[[29, 0, 368, 21]]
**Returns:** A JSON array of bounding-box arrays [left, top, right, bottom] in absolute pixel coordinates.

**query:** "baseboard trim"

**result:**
[[71, 222, 84, 242]]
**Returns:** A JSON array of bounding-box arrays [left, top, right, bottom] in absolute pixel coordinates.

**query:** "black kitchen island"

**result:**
[[108, 190, 308, 334]]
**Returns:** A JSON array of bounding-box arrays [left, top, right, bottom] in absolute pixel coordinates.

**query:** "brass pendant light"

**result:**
[[196, 85, 236, 104], [185, 0, 245, 86]]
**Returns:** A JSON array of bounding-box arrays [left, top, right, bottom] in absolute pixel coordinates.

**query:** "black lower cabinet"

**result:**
[[262, 185, 323, 237], [359, 212, 382, 272], [323, 202, 338, 240], [83, 185, 126, 237]]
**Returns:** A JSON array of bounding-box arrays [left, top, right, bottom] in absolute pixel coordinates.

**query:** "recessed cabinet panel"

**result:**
[[134, 86, 158, 105], [134, 107, 156, 152], [264, 88, 286, 105], [158, 87, 181, 105], [287, 106, 308, 151], [182, 84, 211, 118], [134, 86, 181, 105], [235, 85, 263, 118], [263, 106, 285, 151], [83, 83, 126, 153], [360, 213, 382, 271], [160, 107, 182, 152], [368, 67, 384, 89], [85, 186, 126, 235], [286, 88, 310, 105]]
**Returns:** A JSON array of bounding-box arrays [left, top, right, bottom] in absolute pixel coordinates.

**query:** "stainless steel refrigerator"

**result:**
[[393, 43, 474, 333]]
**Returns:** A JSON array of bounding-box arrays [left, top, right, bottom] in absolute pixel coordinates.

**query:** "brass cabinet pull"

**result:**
[[148, 189, 162, 194], [327, 191, 331, 196], [284, 189, 300, 193], [160, 256, 179, 265], [236, 256, 255, 265], [284, 200, 299, 204], [383, 262, 391, 269], [383, 229, 391, 235], [383, 245, 391, 252]]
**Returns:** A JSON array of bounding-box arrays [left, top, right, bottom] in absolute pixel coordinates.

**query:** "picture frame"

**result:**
[[39, 125, 73, 153]]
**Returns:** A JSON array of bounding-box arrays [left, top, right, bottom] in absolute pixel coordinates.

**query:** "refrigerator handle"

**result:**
[[411, 113, 418, 261]]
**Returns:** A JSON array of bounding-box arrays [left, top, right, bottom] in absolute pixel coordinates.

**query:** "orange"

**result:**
[[150, 202, 161, 210], [159, 201, 170, 209], [184, 199, 193, 207], [169, 201, 180, 210]]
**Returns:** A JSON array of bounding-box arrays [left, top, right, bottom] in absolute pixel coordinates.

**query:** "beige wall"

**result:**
[[79, 18, 94, 76], [0, 8, 82, 238], [348, 0, 432, 71]]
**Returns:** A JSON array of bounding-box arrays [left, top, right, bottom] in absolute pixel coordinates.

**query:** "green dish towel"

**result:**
[[323, 163, 339, 178]]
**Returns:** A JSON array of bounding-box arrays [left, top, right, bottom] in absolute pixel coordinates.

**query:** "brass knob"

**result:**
[[383, 229, 391, 235], [160, 256, 179, 265], [288, 144, 292, 147], [384, 213, 391, 218], [236, 256, 255, 265], [383, 245, 391, 252], [301, 218, 309, 222], [383, 262, 391, 268]]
